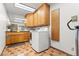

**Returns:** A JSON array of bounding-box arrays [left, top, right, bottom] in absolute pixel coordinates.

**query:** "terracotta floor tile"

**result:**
[[2, 42, 69, 56]]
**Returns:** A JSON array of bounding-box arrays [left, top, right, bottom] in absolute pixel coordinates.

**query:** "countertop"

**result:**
[[6, 31, 31, 35]]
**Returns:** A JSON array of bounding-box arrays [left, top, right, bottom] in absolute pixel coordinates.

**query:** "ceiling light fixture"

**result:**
[[14, 18, 25, 23], [15, 3, 35, 12]]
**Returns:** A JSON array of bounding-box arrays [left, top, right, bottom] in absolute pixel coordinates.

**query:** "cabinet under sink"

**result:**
[[6, 31, 31, 45]]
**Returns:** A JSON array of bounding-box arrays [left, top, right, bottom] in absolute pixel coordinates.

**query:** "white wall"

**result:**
[[50, 3, 79, 55], [0, 3, 9, 55]]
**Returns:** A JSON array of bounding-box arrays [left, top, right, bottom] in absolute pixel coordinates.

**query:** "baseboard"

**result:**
[[50, 46, 72, 56], [0, 46, 6, 56]]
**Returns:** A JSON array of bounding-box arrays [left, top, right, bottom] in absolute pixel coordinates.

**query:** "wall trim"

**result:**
[[0, 46, 6, 56], [50, 46, 72, 56]]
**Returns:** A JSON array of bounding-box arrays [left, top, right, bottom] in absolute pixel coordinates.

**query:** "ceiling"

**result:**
[[4, 3, 44, 25], [4, 3, 42, 16], [21, 3, 42, 9], [4, 3, 53, 24], [4, 3, 53, 16]]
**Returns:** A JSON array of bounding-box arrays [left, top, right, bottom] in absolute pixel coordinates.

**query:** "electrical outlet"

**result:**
[[71, 15, 78, 22]]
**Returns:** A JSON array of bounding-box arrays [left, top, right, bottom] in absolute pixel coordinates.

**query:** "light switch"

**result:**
[[71, 15, 77, 22]]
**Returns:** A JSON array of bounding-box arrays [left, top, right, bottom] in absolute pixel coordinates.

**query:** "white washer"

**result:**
[[32, 31, 49, 52]]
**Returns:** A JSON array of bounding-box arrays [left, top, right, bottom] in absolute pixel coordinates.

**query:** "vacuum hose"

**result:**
[[67, 19, 75, 30]]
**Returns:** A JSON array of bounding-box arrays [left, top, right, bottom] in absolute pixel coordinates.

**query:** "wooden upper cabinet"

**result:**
[[25, 13, 34, 27], [44, 4, 50, 25], [37, 7, 41, 26], [34, 11, 38, 26], [25, 3, 50, 27], [37, 3, 50, 26], [51, 9, 60, 41]]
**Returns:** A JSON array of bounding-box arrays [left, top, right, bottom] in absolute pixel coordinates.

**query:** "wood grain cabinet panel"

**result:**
[[25, 13, 34, 27], [37, 8, 42, 26], [6, 35, 12, 45], [25, 3, 50, 27], [34, 11, 38, 26], [44, 4, 50, 25], [37, 3, 50, 26], [51, 9, 60, 41], [6, 32, 31, 45], [25, 14, 30, 26]]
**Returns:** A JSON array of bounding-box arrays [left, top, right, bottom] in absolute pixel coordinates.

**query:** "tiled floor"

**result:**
[[2, 42, 70, 56]]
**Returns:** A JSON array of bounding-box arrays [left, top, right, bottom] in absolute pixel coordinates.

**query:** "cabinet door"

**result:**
[[37, 4, 50, 26], [37, 8, 42, 26], [6, 35, 11, 45], [13, 35, 19, 43], [34, 12, 38, 27], [15, 32, 31, 43], [17, 34, 25, 42], [51, 9, 60, 41], [30, 13, 34, 27], [25, 14, 30, 26], [6, 35, 16, 45], [23, 32, 31, 41], [44, 4, 50, 25], [11, 35, 16, 44], [26, 13, 34, 27], [37, 5, 45, 26]]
